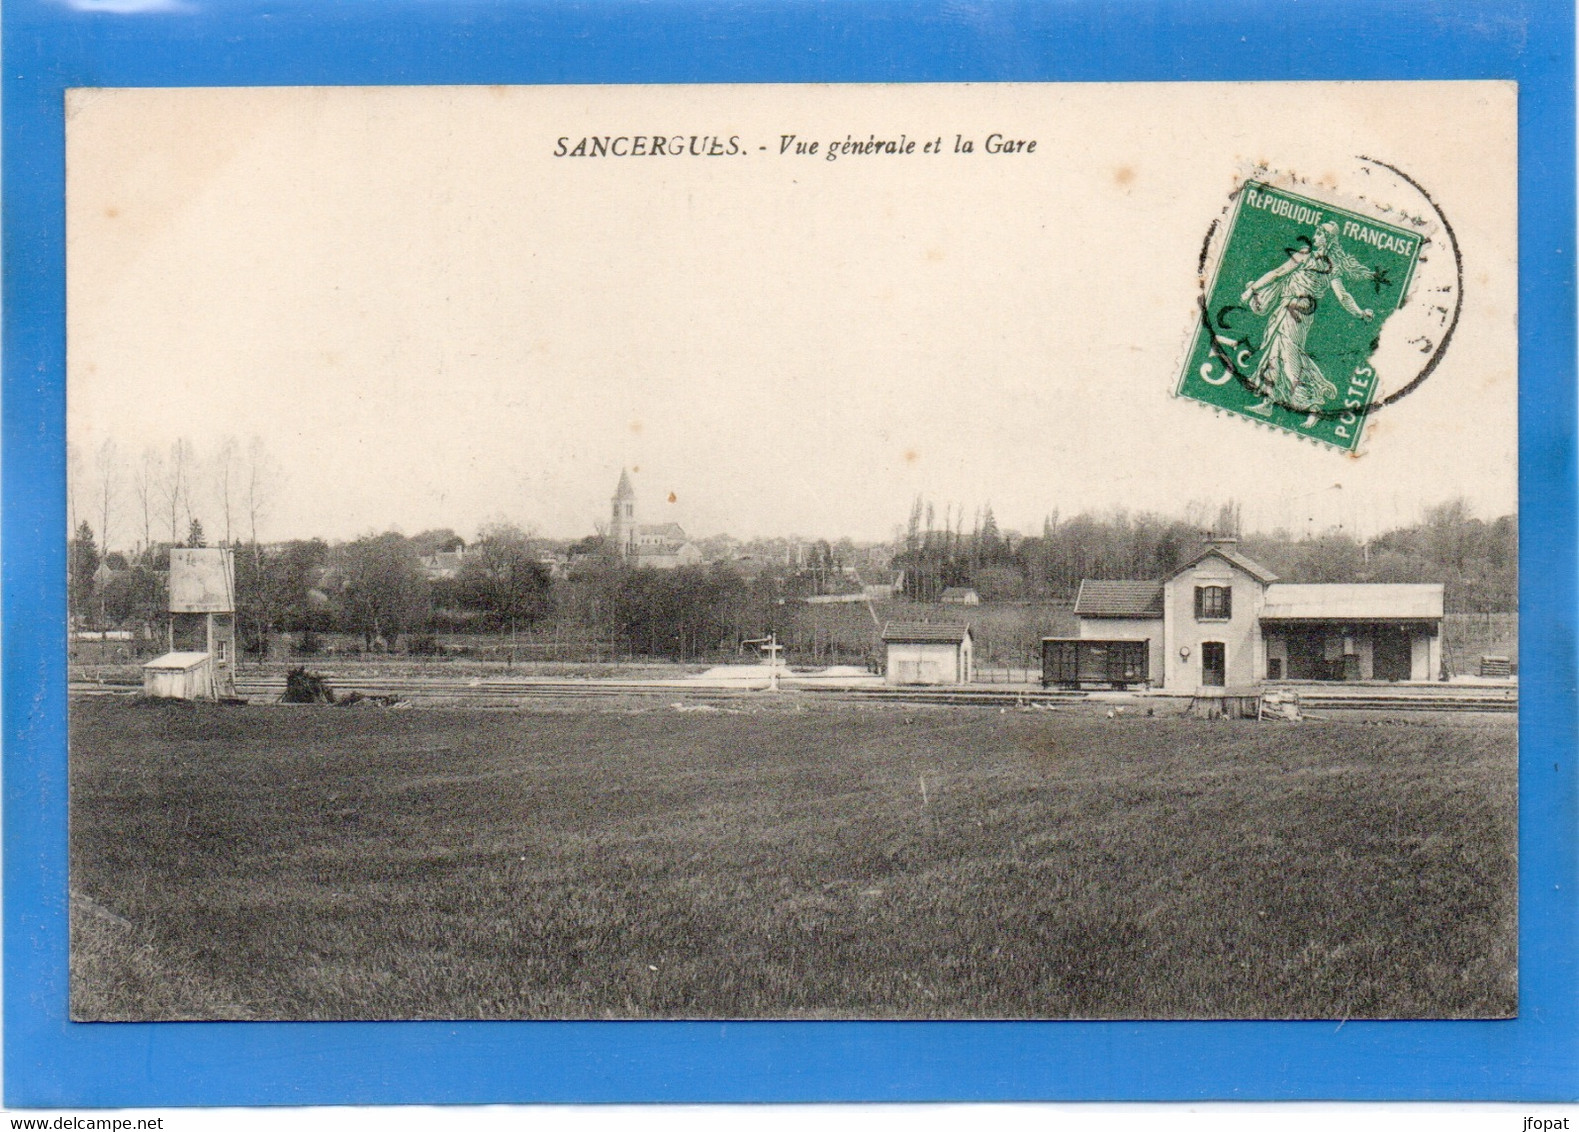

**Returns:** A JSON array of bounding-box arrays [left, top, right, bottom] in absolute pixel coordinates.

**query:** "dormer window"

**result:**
[[1195, 585, 1231, 620]]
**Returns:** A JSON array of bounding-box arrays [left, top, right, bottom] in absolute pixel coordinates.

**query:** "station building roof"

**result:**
[[1170, 544, 1280, 584], [1259, 583, 1444, 621], [1073, 580, 1165, 619]]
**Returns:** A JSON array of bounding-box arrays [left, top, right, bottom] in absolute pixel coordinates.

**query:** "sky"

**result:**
[[66, 82, 1518, 548]]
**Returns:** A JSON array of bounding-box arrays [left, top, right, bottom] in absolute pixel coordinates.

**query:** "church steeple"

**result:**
[[609, 469, 637, 557]]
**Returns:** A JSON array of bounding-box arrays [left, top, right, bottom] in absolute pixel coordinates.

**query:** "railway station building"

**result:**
[[1048, 537, 1443, 692]]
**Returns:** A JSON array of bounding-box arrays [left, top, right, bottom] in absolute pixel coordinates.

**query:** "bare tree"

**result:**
[[212, 436, 240, 547], [1213, 499, 1243, 540], [158, 439, 194, 545], [237, 436, 279, 661], [93, 438, 122, 555], [181, 441, 200, 533], [244, 436, 276, 550], [133, 446, 161, 553], [66, 442, 85, 545]]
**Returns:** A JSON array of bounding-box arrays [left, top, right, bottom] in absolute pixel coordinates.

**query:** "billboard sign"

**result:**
[[168, 548, 235, 613]]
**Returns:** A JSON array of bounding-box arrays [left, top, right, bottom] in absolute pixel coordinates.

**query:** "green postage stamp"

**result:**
[[1176, 179, 1426, 453]]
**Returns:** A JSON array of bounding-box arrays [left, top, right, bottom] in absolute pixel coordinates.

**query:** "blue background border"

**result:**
[[5, 0, 1574, 1107]]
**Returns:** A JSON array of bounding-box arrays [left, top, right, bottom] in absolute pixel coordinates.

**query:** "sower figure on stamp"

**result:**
[[1241, 220, 1377, 423]]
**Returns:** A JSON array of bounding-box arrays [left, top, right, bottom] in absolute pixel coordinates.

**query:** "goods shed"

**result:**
[[881, 622, 973, 686]]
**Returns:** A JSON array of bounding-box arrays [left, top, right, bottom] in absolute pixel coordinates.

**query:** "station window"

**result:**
[[1194, 585, 1231, 620]]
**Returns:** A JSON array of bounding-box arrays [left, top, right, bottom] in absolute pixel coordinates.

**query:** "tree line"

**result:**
[[70, 495, 1514, 669], [69, 435, 275, 560], [69, 521, 799, 663], [67, 430, 1515, 665], [893, 497, 1515, 614]]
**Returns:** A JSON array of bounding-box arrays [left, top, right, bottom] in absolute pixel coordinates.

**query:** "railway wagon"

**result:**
[[1041, 637, 1150, 689]]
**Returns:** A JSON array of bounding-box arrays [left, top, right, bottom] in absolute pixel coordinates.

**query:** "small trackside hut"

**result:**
[[141, 651, 216, 700], [881, 621, 973, 686]]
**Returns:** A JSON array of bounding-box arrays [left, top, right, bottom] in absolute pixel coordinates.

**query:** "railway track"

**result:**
[[226, 677, 1091, 708], [1292, 691, 1517, 713], [70, 675, 1514, 711]]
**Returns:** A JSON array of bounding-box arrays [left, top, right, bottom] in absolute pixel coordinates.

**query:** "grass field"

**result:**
[[69, 698, 1516, 1020]]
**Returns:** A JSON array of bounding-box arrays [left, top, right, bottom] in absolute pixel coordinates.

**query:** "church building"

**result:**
[[607, 469, 703, 570]]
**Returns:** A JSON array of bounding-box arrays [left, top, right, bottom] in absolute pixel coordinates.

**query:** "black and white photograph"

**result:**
[[65, 81, 1518, 1022]]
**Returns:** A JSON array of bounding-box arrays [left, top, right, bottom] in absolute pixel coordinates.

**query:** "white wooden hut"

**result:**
[[141, 652, 215, 700], [881, 622, 973, 685]]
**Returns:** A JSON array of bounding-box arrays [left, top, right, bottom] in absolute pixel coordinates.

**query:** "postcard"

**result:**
[[62, 81, 1518, 1025]]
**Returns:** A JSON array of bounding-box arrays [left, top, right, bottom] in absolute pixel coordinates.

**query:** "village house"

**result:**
[[418, 546, 466, 580], [861, 572, 904, 600], [91, 556, 127, 591], [1046, 536, 1443, 691]]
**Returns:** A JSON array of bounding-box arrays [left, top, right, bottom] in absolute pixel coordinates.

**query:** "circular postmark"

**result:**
[[1178, 158, 1462, 453]]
